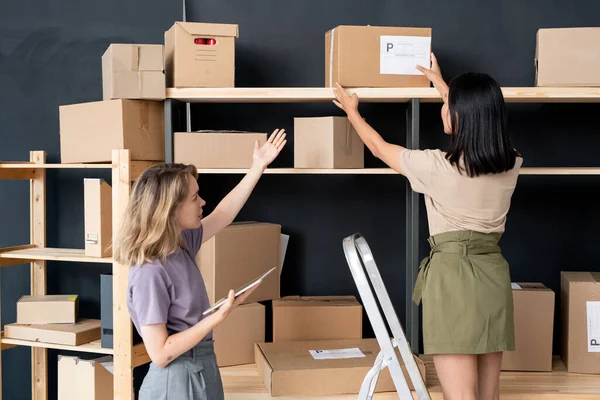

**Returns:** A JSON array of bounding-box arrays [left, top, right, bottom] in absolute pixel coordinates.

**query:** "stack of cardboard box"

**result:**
[[4, 295, 101, 346]]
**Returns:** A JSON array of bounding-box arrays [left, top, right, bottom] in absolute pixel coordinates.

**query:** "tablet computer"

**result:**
[[202, 267, 276, 316]]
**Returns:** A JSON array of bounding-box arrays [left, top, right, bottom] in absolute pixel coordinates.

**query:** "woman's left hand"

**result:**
[[333, 83, 359, 115], [253, 128, 287, 169]]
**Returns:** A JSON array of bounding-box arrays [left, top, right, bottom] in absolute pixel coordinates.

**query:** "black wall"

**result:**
[[2, 1, 600, 398]]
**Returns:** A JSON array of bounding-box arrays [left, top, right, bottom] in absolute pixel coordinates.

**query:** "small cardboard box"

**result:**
[[17, 295, 79, 325], [214, 303, 265, 367], [58, 355, 113, 400], [165, 22, 239, 88], [536, 28, 600, 87], [4, 319, 101, 346], [59, 99, 164, 163], [196, 222, 280, 304], [325, 25, 432, 88], [561, 271, 600, 374], [102, 44, 166, 100], [84, 179, 112, 258], [175, 131, 267, 168], [255, 339, 426, 396], [273, 296, 362, 342], [501, 283, 555, 372], [294, 117, 364, 169]]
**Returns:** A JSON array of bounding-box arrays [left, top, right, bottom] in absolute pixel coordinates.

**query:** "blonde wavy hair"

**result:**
[[113, 163, 198, 267]]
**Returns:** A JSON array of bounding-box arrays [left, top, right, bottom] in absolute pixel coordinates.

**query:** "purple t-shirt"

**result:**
[[127, 226, 212, 340]]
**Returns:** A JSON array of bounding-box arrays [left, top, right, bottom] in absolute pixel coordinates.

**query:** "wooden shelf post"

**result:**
[[112, 150, 134, 400]]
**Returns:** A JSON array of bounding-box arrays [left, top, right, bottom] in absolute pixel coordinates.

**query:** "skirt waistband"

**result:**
[[179, 340, 215, 361]]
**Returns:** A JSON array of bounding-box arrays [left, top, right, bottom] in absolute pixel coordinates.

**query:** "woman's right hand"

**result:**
[[417, 53, 449, 101]]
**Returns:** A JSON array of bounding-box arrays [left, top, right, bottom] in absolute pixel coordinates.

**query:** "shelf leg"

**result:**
[[405, 99, 421, 354], [112, 150, 134, 400], [30, 151, 47, 400]]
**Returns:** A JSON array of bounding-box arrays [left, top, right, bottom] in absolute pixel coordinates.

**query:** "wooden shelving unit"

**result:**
[[167, 86, 600, 103], [0, 151, 150, 400], [195, 167, 600, 175], [165, 85, 600, 400]]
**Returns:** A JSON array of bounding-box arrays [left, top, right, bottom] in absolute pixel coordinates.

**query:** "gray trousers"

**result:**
[[139, 340, 224, 400]]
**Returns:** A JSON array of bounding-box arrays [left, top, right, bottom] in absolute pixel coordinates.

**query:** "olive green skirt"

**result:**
[[412, 230, 515, 355]]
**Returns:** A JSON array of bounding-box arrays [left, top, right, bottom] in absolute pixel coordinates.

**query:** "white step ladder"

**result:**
[[343, 233, 431, 400]]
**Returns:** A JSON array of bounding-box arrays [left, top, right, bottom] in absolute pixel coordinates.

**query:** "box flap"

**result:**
[[176, 22, 239, 38], [563, 271, 600, 284], [7, 318, 100, 333], [259, 339, 401, 371], [18, 295, 78, 303], [513, 282, 551, 291]]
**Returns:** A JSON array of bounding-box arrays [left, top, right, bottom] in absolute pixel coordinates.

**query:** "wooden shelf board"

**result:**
[[197, 167, 600, 175], [0, 163, 112, 169], [0, 246, 113, 264], [520, 167, 600, 175], [0, 336, 113, 355], [167, 87, 600, 103], [198, 168, 397, 175]]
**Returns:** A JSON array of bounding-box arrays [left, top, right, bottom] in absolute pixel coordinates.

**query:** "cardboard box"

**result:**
[[17, 295, 78, 325], [196, 222, 280, 304], [4, 319, 101, 346], [84, 179, 112, 258], [59, 99, 164, 163], [294, 117, 364, 169], [255, 339, 426, 396], [100, 274, 142, 349], [58, 355, 113, 400], [102, 44, 166, 100], [175, 131, 267, 168], [536, 28, 600, 87], [325, 25, 432, 88], [561, 271, 600, 374], [214, 303, 265, 367], [165, 22, 238, 88], [273, 296, 362, 342], [501, 283, 555, 372]]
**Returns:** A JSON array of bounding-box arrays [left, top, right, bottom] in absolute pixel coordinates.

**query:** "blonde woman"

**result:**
[[114, 129, 287, 400]]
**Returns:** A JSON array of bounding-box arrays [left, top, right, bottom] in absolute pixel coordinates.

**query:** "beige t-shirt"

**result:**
[[399, 149, 522, 236]]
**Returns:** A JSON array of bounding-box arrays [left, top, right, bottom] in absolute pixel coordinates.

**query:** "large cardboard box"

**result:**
[[294, 117, 364, 169], [17, 295, 78, 325], [84, 179, 112, 258], [214, 303, 265, 367], [165, 22, 238, 88], [273, 296, 362, 342], [58, 355, 113, 400], [102, 44, 166, 100], [59, 99, 164, 163], [325, 25, 432, 88], [255, 339, 426, 396], [501, 283, 555, 372], [4, 319, 101, 346], [175, 131, 267, 168], [196, 222, 280, 304], [561, 271, 600, 374], [536, 28, 600, 87]]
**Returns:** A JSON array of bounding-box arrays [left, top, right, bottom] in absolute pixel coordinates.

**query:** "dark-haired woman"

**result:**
[[333, 53, 521, 400]]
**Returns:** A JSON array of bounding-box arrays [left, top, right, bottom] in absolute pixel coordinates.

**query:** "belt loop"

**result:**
[[462, 243, 468, 256]]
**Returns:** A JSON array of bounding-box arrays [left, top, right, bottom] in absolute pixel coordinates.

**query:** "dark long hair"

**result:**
[[445, 72, 520, 177]]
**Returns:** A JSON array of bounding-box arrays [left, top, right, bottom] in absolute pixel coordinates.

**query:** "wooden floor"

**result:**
[[221, 356, 600, 399]]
